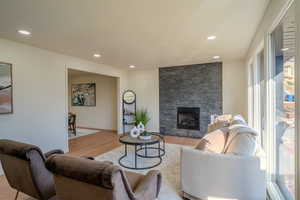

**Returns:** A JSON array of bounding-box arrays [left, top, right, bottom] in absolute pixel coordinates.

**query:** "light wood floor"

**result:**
[[0, 130, 199, 200]]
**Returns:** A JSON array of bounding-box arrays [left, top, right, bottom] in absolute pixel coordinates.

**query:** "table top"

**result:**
[[119, 134, 161, 145]]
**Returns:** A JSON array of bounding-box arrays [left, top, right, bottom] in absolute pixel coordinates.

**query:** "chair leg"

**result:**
[[73, 124, 76, 135], [14, 191, 19, 200]]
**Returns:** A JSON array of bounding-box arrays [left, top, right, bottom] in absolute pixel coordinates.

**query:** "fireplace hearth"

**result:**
[[177, 107, 200, 130]]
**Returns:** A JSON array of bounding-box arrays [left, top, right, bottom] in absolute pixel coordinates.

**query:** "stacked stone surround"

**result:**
[[159, 62, 223, 138]]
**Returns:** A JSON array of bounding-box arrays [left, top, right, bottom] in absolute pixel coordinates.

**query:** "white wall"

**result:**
[[127, 61, 247, 132], [297, 0, 300, 77], [222, 60, 247, 117], [127, 69, 160, 132], [68, 73, 117, 130], [297, 0, 300, 66], [0, 39, 127, 175]]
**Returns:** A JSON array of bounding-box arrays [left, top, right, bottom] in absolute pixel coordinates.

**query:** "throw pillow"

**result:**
[[224, 125, 258, 156], [207, 121, 229, 133], [232, 114, 246, 122], [230, 114, 247, 126], [214, 114, 232, 123], [195, 128, 229, 153]]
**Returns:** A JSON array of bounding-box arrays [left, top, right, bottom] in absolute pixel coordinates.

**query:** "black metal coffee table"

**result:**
[[119, 134, 165, 170]]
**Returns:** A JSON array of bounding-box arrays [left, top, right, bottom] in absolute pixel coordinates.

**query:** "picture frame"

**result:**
[[0, 62, 13, 114], [71, 83, 96, 106]]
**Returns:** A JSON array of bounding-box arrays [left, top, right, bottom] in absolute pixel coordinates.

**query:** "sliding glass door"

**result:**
[[270, 3, 296, 199]]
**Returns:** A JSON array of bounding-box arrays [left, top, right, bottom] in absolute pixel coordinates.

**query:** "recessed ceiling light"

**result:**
[[213, 56, 220, 59], [93, 54, 101, 58], [129, 65, 136, 69], [17, 30, 31, 35], [207, 35, 216, 40], [281, 48, 289, 52]]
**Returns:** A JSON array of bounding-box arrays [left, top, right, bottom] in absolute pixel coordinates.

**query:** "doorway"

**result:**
[[67, 69, 118, 140]]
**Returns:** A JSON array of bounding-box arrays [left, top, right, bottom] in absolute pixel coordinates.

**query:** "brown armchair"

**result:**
[[0, 139, 64, 200], [46, 154, 162, 200]]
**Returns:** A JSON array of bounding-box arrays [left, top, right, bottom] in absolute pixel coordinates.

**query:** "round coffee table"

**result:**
[[119, 134, 163, 170]]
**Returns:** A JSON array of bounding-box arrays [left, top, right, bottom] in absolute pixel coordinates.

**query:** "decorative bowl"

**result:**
[[139, 135, 152, 140]]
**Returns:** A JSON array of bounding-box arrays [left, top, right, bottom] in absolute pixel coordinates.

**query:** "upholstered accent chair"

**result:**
[[181, 115, 266, 200], [46, 154, 162, 200], [0, 139, 64, 200]]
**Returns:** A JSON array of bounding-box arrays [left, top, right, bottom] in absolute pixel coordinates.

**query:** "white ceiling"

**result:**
[[0, 0, 269, 69]]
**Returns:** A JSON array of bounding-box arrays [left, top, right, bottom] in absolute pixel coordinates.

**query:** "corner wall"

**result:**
[[246, 0, 291, 60], [223, 60, 247, 117], [127, 69, 159, 132]]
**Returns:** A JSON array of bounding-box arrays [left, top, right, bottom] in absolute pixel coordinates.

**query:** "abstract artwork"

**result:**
[[72, 83, 96, 106], [0, 62, 13, 114]]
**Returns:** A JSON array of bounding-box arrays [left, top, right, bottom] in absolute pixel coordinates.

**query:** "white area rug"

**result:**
[[68, 128, 100, 139], [95, 143, 188, 200]]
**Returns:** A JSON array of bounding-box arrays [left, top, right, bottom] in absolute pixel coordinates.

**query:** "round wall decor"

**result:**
[[123, 90, 136, 104]]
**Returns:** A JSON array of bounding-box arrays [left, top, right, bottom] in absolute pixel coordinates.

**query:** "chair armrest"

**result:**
[[80, 156, 95, 160], [133, 170, 162, 199], [181, 147, 266, 199], [44, 149, 64, 158], [80, 157, 113, 165], [98, 160, 114, 165]]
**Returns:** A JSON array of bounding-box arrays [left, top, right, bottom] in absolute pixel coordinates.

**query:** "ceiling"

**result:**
[[0, 0, 269, 69]]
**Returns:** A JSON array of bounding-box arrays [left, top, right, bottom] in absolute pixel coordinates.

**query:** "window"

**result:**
[[248, 62, 255, 127], [258, 50, 266, 147], [270, 3, 296, 199]]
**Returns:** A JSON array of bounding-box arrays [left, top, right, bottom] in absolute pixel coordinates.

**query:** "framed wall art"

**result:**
[[0, 62, 13, 114], [71, 83, 96, 106]]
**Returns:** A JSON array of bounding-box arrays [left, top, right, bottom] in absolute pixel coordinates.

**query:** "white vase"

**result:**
[[130, 126, 140, 138], [137, 122, 145, 133]]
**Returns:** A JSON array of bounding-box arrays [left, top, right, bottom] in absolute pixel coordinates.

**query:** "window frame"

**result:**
[[265, 0, 297, 199], [247, 59, 255, 127], [255, 43, 265, 145]]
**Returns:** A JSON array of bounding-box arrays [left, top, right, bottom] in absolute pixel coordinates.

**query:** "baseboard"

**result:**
[[77, 126, 117, 132]]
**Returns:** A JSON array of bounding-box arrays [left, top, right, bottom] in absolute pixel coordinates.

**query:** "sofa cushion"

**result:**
[[230, 115, 247, 126], [224, 125, 258, 156], [214, 114, 232, 123], [195, 128, 229, 153], [207, 121, 230, 133]]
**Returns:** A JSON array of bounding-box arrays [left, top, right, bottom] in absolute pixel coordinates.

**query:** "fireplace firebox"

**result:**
[[177, 107, 200, 130]]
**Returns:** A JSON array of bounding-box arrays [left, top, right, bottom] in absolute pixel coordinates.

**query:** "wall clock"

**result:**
[[123, 90, 136, 104]]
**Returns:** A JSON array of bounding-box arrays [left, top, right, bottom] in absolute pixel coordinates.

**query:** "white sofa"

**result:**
[[180, 116, 266, 200]]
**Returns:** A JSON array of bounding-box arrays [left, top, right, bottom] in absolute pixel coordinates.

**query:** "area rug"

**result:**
[[68, 128, 100, 139], [95, 143, 190, 200]]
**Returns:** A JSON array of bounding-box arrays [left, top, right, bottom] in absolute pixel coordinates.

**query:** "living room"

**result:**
[[0, 0, 299, 200]]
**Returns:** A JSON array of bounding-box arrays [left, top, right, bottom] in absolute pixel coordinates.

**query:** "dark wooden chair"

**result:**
[[68, 113, 76, 135]]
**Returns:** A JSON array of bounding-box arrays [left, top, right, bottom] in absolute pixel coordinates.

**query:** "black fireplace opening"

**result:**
[[177, 107, 200, 130]]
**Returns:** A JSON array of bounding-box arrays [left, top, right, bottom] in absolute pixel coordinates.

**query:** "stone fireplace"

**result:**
[[177, 107, 200, 130], [159, 62, 222, 138]]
